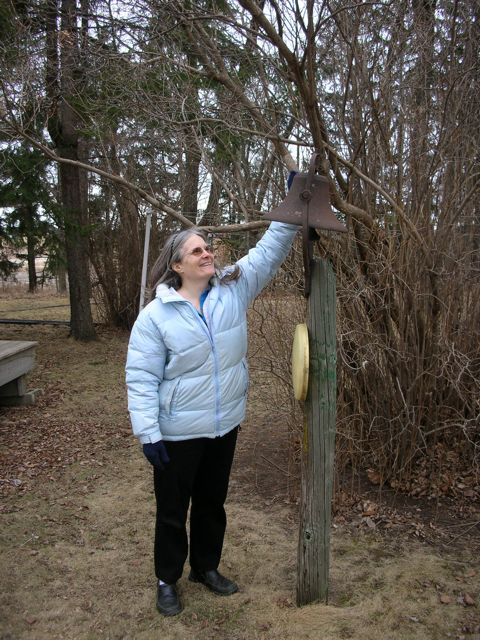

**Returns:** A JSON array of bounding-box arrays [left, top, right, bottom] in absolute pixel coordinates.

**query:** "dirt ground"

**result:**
[[0, 292, 479, 640]]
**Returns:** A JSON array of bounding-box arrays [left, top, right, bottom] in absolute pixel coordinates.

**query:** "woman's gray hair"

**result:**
[[149, 227, 239, 301]]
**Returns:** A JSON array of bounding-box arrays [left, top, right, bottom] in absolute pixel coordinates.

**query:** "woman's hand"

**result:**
[[143, 441, 170, 469]]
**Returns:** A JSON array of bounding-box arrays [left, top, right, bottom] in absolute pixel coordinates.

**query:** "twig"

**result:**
[[260, 454, 291, 476], [444, 520, 480, 546]]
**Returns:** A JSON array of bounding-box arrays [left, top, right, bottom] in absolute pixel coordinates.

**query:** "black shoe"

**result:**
[[189, 569, 238, 596], [156, 583, 183, 616]]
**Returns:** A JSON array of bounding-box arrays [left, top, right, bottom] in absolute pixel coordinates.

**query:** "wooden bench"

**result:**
[[0, 340, 39, 406]]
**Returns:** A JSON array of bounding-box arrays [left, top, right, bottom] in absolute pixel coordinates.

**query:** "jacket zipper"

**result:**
[[203, 305, 221, 436], [191, 303, 220, 436]]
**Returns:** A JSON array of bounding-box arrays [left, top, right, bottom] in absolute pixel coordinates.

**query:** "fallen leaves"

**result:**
[[361, 500, 378, 517], [367, 468, 383, 486], [462, 593, 476, 607], [379, 443, 480, 502], [0, 403, 130, 500], [439, 592, 476, 607]]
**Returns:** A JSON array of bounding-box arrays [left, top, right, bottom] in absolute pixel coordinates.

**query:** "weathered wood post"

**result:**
[[263, 154, 344, 605], [296, 258, 337, 605]]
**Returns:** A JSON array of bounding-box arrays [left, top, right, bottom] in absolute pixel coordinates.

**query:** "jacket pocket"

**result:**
[[160, 377, 182, 416], [241, 360, 249, 395]]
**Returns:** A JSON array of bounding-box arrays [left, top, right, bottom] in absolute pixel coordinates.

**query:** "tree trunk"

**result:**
[[182, 139, 201, 222], [58, 149, 95, 339], [25, 205, 37, 293], [57, 263, 68, 294], [180, 51, 201, 223], [45, 0, 95, 340]]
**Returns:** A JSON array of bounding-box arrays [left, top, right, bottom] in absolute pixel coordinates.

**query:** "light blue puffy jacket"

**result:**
[[126, 221, 297, 443]]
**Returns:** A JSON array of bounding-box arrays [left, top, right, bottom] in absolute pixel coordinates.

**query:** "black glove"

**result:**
[[143, 440, 170, 470], [287, 170, 297, 191]]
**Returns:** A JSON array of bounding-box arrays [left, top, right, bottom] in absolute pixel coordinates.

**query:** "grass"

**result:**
[[0, 292, 478, 639]]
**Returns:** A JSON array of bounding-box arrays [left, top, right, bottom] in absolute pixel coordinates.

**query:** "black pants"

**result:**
[[153, 426, 238, 584]]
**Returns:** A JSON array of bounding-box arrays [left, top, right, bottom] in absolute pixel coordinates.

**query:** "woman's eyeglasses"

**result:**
[[186, 245, 214, 257]]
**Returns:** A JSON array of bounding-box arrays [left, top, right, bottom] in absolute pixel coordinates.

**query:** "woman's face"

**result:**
[[173, 234, 215, 285]]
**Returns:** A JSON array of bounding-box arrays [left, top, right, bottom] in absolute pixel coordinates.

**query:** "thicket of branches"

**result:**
[[1, 0, 478, 485]]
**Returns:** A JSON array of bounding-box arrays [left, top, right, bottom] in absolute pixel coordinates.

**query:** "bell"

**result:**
[[265, 153, 347, 298], [264, 159, 347, 234]]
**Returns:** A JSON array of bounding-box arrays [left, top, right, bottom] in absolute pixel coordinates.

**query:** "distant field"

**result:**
[[0, 290, 100, 323]]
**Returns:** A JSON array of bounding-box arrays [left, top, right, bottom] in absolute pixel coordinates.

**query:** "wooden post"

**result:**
[[296, 258, 337, 606]]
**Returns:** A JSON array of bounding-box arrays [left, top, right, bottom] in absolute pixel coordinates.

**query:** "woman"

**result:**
[[126, 216, 297, 616]]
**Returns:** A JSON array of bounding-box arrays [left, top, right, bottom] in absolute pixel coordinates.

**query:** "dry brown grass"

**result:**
[[0, 289, 69, 320], [0, 295, 478, 639]]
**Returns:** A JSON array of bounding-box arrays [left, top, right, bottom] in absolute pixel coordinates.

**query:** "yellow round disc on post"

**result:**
[[292, 323, 309, 401]]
